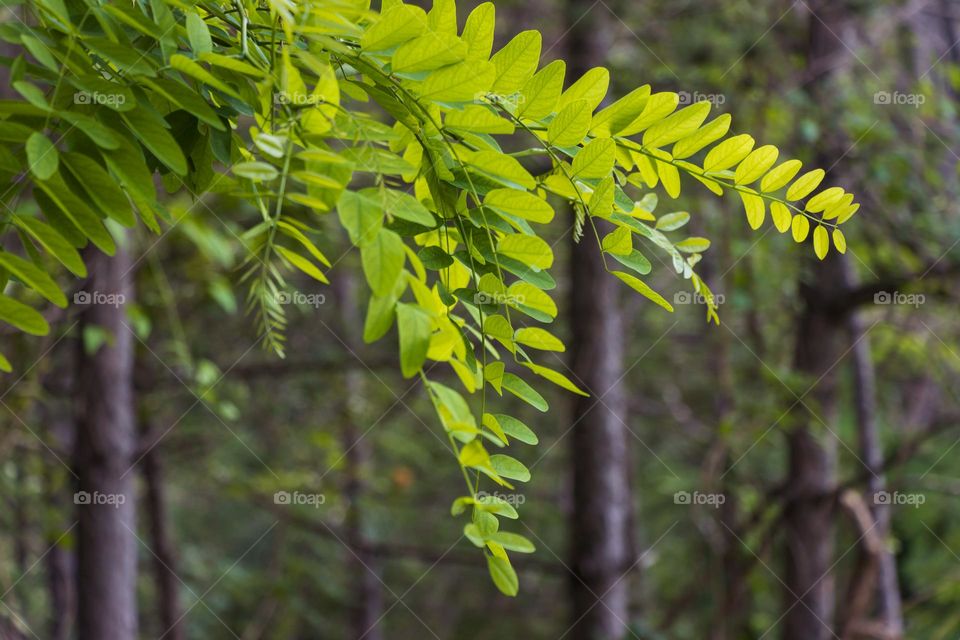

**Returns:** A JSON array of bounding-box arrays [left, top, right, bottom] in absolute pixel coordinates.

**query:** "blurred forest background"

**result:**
[[2, 0, 960, 639]]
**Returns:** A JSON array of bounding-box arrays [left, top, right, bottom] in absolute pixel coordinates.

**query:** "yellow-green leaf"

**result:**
[[791, 215, 810, 243], [813, 225, 829, 260], [832, 228, 847, 254], [786, 169, 826, 201], [760, 159, 803, 192], [770, 201, 791, 233], [739, 191, 765, 230], [490, 31, 541, 93], [734, 145, 779, 185], [612, 271, 674, 312], [703, 134, 755, 172]]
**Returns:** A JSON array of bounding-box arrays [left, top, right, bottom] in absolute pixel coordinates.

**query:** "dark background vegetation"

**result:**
[[2, 0, 959, 639]]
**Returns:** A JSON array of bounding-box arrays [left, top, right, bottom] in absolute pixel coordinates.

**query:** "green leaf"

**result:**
[[493, 414, 538, 445], [0, 295, 49, 336], [484, 189, 554, 224], [518, 60, 565, 120], [169, 54, 240, 98], [13, 216, 86, 277], [602, 226, 632, 255], [186, 12, 213, 55], [514, 327, 564, 352], [572, 138, 615, 179], [276, 246, 329, 283], [497, 234, 553, 270], [34, 174, 116, 255], [591, 85, 651, 137], [487, 554, 518, 596], [490, 455, 531, 482], [547, 99, 591, 147], [338, 190, 384, 246], [490, 30, 541, 93], [362, 229, 406, 296], [382, 189, 435, 226], [61, 153, 135, 227], [361, 4, 428, 52], [642, 101, 711, 148], [523, 362, 588, 396], [120, 109, 188, 175], [26, 132, 58, 180], [233, 162, 279, 182], [396, 302, 431, 378], [558, 67, 609, 112], [0, 251, 67, 308], [392, 33, 466, 73], [418, 61, 495, 103], [655, 211, 690, 231], [610, 249, 652, 275], [502, 373, 548, 411], [621, 91, 679, 137], [675, 237, 711, 253], [507, 282, 557, 319], [703, 134, 755, 172], [672, 114, 732, 159], [462, 2, 495, 61], [657, 161, 681, 199], [612, 271, 673, 312], [466, 150, 536, 190], [489, 531, 536, 553]]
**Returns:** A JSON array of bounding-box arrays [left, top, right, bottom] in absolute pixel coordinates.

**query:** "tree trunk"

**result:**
[[74, 244, 138, 640], [42, 367, 77, 640], [143, 442, 184, 640], [564, 4, 632, 639], [846, 301, 903, 637], [781, 3, 857, 638], [333, 271, 384, 640]]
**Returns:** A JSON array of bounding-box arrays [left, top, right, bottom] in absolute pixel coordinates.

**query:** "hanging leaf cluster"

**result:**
[[0, 0, 860, 594]]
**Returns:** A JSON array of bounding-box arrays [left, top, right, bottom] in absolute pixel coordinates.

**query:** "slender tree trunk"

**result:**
[[42, 366, 77, 640], [564, 3, 632, 639], [333, 272, 384, 640], [783, 250, 848, 639], [74, 244, 138, 640], [847, 300, 903, 637], [781, 3, 858, 638], [143, 442, 184, 640]]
